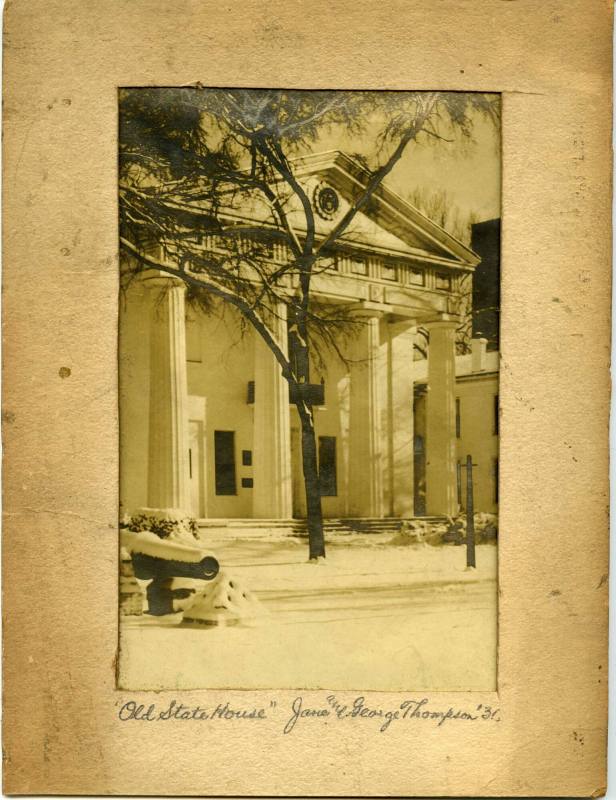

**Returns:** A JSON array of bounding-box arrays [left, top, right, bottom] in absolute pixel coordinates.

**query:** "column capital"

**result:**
[[348, 300, 391, 319], [423, 314, 460, 330], [141, 269, 187, 290]]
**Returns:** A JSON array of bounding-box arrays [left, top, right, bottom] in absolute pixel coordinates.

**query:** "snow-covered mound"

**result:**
[[120, 507, 205, 555], [121, 527, 207, 563], [388, 514, 499, 547], [182, 571, 266, 627], [441, 513, 498, 544], [389, 520, 432, 546]]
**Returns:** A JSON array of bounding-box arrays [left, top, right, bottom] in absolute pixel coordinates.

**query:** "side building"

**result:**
[[414, 337, 499, 515]]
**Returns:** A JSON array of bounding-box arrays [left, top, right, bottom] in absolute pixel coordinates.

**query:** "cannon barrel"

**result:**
[[133, 554, 221, 616], [132, 552, 220, 582]]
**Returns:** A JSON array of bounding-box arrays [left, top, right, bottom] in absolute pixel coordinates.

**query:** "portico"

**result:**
[[119, 151, 479, 525]]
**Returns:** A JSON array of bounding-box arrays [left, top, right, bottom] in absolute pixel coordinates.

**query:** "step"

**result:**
[[197, 516, 447, 536]]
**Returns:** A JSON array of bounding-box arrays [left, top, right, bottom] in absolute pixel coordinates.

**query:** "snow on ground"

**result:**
[[119, 531, 497, 692]]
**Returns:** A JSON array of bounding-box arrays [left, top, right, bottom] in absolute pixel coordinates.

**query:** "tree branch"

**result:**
[[119, 236, 294, 382], [316, 103, 435, 256]]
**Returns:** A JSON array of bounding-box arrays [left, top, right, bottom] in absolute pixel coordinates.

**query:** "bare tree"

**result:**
[[406, 186, 477, 246], [119, 88, 499, 559]]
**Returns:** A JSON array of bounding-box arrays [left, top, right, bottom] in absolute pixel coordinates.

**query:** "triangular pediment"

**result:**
[[174, 150, 480, 270], [291, 151, 480, 269]]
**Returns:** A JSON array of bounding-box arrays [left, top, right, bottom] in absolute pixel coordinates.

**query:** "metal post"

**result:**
[[465, 454, 476, 568]]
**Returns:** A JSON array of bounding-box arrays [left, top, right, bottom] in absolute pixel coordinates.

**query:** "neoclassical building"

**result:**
[[120, 151, 486, 524]]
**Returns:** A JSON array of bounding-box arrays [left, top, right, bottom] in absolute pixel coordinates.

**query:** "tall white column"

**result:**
[[387, 320, 416, 518], [146, 274, 190, 513], [425, 318, 458, 517], [348, 312, 383, 517], [253, 303, 293, 518]]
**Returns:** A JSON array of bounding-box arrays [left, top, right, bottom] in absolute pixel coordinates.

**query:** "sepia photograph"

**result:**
[[2, 0, 611, 792], [117, 88, 501, 692]]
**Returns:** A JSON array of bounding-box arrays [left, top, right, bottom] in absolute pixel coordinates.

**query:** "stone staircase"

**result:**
[[197, 517, 446, 537]]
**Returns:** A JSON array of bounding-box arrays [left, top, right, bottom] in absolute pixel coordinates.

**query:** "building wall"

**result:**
[[292, 336, 354, 519], [455, 375, 499, 514], [185, 304, 256, 518], [120, 291, 258, 519], [187, 301, 373, 519]]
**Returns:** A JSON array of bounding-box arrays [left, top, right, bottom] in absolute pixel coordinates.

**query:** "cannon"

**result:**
[[121, 527, 220, 616], [132, 552, 220, 616]]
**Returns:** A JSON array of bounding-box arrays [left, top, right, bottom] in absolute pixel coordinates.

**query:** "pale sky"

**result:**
[[194, 90, 501, 225], [313, 99, 501, 224]]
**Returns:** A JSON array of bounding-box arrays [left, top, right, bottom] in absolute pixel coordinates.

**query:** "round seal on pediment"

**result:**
[[313, 183, 339, 220]]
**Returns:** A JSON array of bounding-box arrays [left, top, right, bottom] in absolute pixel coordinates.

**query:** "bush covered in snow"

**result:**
[[389, 520, 432, 546], [389, 513, 498, 547], [121, 509, 199, 541], [442, 513, 498, 545]]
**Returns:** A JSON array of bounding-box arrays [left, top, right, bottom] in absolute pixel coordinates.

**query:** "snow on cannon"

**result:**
[[120, 511, 220, 616]]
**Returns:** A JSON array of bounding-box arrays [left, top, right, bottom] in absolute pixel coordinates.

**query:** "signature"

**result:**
[[283, 695, 500, 734]]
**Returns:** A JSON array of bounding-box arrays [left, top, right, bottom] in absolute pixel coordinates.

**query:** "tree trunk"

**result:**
[[296, 402, 326, 559]]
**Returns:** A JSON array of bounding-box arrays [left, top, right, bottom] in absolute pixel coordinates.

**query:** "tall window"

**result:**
[[318, 436, 337, 496], [493, 457, 499, 504], [455, 398, 461, 438], [494, 394, 499, 435], [214, 431, 236, 495]]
